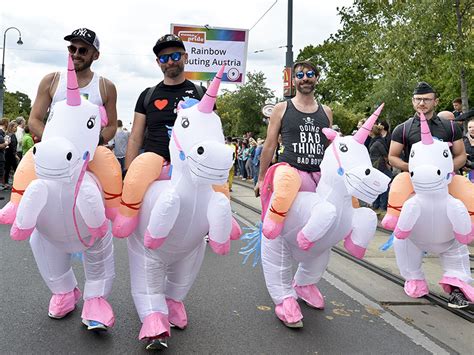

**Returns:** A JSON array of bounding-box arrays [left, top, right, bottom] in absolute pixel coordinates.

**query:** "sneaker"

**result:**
[[146, 337, 168, 350], [82, 319, 107, 331], [448, 288, 472, 309]]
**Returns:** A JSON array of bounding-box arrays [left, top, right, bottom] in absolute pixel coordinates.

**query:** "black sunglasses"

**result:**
[[68, 45, 89, 56], [158, 51, 184, 64], [295, 70, 316, 79]]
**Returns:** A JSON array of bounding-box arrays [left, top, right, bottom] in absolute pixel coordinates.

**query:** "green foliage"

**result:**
[[3, 90, 31, 119], [330, 103, 365, 135], [217, 71, 274, 137]]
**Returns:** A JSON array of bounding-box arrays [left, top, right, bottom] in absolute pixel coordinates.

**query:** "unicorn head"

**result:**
[[33, 54, 106, 182], [408, 112, 454, 193], [169, 66, 233, 185], [319, 104, 390, 203]]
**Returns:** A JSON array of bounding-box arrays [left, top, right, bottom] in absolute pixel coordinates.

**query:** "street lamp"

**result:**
[[0, 26, 23, 117]]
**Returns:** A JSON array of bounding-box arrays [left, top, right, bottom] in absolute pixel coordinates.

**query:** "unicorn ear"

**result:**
[[322, 127, 338, 141], [99, 106, 108, 127]]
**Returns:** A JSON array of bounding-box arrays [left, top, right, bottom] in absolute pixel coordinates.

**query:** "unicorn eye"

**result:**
[[181, 117, 190, 128], [339, 143, 348, 152], [443, 149, 449, 158], [410, 150, 415, 158], [87, 116, 96, 129]]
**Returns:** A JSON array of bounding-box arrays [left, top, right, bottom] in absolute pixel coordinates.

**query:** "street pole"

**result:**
[[0, 27, 23, 117], [283, 0, 294, 98]]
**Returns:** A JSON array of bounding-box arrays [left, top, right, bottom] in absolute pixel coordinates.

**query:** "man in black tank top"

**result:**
[[256, 61, 333, 239]]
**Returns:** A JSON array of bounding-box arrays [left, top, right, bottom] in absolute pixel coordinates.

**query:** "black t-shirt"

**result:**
[[392, 114, 463, 162], [135, 79, 205, 161]]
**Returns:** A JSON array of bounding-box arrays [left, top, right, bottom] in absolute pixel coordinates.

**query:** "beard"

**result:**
[[295, 81, 315, 95], [161, 61, 185, 79], [73, 56, 94, 72]]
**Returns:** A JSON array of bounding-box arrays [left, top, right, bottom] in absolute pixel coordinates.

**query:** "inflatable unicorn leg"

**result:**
[[30, 231, 81, 318], [393, 238, 429, 298], [292, 248, 330, 309], [81, 233, 115, 330], [76, 177, 109, 238], [296, 201, 337, 251], [207, 192, 232, 255], [164, 243, 207, 329], [438, 240, 474, 302], [381, 172, 413, 230], [343, 207, 378, 259], [261, 236, 303, 327]]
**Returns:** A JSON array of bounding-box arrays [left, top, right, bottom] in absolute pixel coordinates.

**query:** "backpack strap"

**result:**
[[438, 116, 456, 143], [143, 85, 157, 109], [403, 117, 415, 161], [193, 83, 205, 99]]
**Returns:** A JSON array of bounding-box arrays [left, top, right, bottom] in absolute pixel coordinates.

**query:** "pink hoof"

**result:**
[[112, 213, 139, 238], [393, 226, 411, 240], [166, 298, 187, 329], [262, 217, 283, 239], [343, 232, 366, 259], [139, 312, 171, 340], [10, 221, 34, 241], [105, 207, 118, 221], [81, 297, 115, 328], [439, 276, 474, 302], [454, 224, 474, 244], [275, 297, 303, 325], [0, 201, 18, 224], [296, 230, 315, 251], [293, 281, 324, 309], [48, 287, 82, 319], [404, 279, 429, 298], [208, 238, 230, 255], [144, 230, 167, 250], [229, 217, 242, 240], [88, 220, 109, 239], [381, 214, 398, 231]]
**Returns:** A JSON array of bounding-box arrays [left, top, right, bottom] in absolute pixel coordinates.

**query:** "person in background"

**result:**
[[4, 121, 18, 188], [246, 138, 257, 180], [369, 124, 391, 212], [452, 97, 463, 119], [463, 118, 474, 182], [21, 125, 34, 157], [0, 118, 9, 190], [112, 119, 130, 176], [252, 138, 264, 186], [15, 117, 25, 160], [226, 136, 236, 191]]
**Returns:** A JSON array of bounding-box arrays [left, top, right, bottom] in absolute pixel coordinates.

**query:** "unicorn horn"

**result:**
[[353, 103, 385, 144], [67, 54, 81, 106], [419, 112, 434, 145], [198, 65, 225, 113]]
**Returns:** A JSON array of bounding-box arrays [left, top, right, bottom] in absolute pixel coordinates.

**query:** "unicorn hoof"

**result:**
[[10, 221, 34, 241], [166, 298, 187, 330], [112, 213, 139, 238], [81, 297, 115, 328], [293, 281, 325, 309], [0, 201, 18, 224], [262, 218, 283, 239], [343, 233, 366, 259], [404, 279, 429, 298], [229, 217, 242, 240], [88, 220, 109, 239], [296, 230, 315, 251], [208, 238, 231, 255], [144, 230, 167, 250], [82, 319, 107, 331], [275, 297, 303, 326], [393, 226, 411, 240], [381, 214, 398, 231], [48, 287, 82, 319]]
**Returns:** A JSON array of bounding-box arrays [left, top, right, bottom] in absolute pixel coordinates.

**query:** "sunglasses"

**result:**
[[68, 45, 89, 56], [295, 70, 316, 79], [158, 51, 185, 64]]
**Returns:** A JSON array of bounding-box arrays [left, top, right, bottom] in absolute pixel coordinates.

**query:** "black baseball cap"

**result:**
[[153, 34, 186, 56], [64, 28, 100, 51]]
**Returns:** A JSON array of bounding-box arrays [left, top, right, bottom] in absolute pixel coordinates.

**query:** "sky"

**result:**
[[1, 0, 353, 128]]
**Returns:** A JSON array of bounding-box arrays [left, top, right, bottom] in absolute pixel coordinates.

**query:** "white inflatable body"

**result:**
[[260, 105, 390, 325], [393, 112, 474, 300], [127, 66, 239, 343], [11, 55, 115, 328]]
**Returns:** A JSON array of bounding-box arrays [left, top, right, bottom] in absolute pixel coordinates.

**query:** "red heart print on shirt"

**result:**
[[154, 99, 168, 110]]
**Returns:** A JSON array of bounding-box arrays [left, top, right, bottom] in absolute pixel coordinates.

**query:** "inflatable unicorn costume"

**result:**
[[10, 55, 116, 330], [392, 112, 474, 308], [126, 66, 240, 350], [260, 105, 390, 327]]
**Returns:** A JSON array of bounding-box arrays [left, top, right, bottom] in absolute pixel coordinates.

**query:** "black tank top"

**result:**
[[278, 99, 330, 172]]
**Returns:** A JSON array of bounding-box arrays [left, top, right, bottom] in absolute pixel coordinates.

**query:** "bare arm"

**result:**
[[28, 73, 56, 138], [452, 139, 467, 171], [124, 112, 146, 170], [388, 141, 409, 171], [99, 78, 118, 142], [257, 102, 286, 183]]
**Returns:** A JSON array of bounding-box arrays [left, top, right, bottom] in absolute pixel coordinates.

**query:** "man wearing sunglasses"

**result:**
[[383, 81, 473, 310], [1, 28, 122, 224]]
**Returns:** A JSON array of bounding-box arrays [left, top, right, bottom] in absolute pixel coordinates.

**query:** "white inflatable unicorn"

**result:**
[[126, 66, 240, 350], [392, 112, 474, 306], [260, 105, 390, 327], [10, 55, 116, 331]]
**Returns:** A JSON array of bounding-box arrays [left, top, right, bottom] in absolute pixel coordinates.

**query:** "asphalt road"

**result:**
[[0, 190, 444, 354]]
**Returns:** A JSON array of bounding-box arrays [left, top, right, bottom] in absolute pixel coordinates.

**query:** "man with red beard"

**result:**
[[0, 28, 122, 227]]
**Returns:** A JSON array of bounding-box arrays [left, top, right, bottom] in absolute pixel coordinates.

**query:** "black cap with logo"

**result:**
[[153, 34, 186, 56], [64, 28, 100, 51]]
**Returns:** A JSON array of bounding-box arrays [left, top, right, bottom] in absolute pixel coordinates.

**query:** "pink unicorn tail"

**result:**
[[198, 65, 225, 113], [66, 54, 81, 106], [419, 112, 434, 145], [353, 103, 385, 144]]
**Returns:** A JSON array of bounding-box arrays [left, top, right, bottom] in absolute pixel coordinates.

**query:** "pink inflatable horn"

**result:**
[[419, 112, 434, 145], [353, 103, 385, 144], [198, 65, 225, 113], [66, 54, 81, 106]]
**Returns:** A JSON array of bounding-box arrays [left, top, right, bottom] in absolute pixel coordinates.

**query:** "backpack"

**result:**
[[402, 116, 455, 161]]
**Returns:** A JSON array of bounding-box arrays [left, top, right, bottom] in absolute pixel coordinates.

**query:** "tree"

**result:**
[[3, 90, 31, 119]]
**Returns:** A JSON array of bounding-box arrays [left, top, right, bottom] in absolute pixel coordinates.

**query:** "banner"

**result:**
[[171, 24, 249, 84]]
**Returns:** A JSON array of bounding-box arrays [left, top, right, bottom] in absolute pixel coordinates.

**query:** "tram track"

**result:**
[[231, 180, 474, 322]]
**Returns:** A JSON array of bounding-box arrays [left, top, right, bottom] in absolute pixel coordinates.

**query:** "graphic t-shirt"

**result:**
[[135, 80, 205, 161], [278, 100, 330, 172]]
